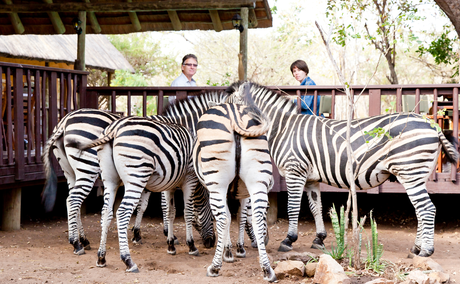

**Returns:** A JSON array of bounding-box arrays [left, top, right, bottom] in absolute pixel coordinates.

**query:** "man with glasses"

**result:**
[[169, 54, 198, 103]]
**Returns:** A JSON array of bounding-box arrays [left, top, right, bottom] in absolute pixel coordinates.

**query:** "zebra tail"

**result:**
[[68, 130, 115, 151], [42, 124, 65, 212], [231, 108, 270, 137], [438, 130, 459, 163]]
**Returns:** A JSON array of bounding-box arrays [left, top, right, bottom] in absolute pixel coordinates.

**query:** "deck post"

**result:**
[[267, 192, 278, 225], [1, 188, 21, 231]]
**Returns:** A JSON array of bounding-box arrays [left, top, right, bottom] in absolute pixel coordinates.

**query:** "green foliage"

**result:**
[[321, 204, 347, 260], [206, 72, 232, 86], [111, 70, 149, 87], [422, 114, 442, 132], [365, 211, 386, 274], [417, 31, 458, 65], [364, 127, 393, 143]]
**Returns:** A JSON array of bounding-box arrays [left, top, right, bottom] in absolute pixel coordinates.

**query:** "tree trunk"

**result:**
[[434, 0, 460, 38]]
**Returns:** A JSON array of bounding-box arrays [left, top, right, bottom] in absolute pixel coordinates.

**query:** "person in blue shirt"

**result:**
[[290, 59, 319, 116]]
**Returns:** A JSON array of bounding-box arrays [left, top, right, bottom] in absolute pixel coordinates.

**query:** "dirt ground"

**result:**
[[1, 209, 460, 284]]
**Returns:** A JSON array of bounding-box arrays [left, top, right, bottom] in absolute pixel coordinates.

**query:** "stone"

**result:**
[[364, 278, 395, 284], [312, 254, 351, 284], [407, 270, 430, 284], [274, 260, 305, 279], [412, 256, 444, 272], [428, 271, 450, 284], [278, 251, 318, 264], [306, 262, 317, 277]]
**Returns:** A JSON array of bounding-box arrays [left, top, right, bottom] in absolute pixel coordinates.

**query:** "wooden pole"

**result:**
[[75, 11, 86, 71], [2, 188, 21, 231], [267, 192, 278, 225], [239, 7, 248, 81]]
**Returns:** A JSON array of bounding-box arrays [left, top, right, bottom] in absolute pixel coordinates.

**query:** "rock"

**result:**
[[428, 271, 450, 284], [306, 262, 317, 277], [274, 260, 305, 279], [278, 251, 318, 264], [364, 278, 395, 284], [312, 254, 351, 284], [412, 256, 444, 272], [407, 270, 430, 284]]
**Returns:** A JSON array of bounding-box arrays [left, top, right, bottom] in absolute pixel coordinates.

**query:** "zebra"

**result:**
[[42, 109, 211, 254], [193, 102, 276, 282], [226, 81, 459, 257], [72, 115, 209, 272]]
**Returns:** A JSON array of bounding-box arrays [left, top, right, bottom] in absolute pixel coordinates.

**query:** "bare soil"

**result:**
[[1, 211, 459, 284]]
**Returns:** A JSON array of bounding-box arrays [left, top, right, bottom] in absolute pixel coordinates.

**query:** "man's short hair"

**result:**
[[182, 54, 198, 65], [290, 60, 309, 75]]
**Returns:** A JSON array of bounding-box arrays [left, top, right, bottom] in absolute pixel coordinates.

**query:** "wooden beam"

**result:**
[[1, 188, 21, 231], [84, 0, 101, 33], [209, 9, 223, 32], [3, 0, 24, 34], [127, 0, 141, 32], [75, 11, 86, 71], [239, 7, 248, 80], [0, 1, 256, 13], [167, 10, 182, 31], [42, 0, 65, 34], [248, 8, 258, 28]]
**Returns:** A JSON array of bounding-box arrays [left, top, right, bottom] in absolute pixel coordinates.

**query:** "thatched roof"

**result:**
[[0, 34, 134, 72], [0, 0, 272, 35]]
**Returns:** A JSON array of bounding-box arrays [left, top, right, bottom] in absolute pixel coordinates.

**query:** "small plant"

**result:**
[[364, 127, 393, 143], [364, 211, 386, 274], [321, 204, 347, 260]]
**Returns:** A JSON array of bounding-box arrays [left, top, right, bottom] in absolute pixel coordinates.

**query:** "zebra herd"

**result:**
[[42, 81, 459, 282]]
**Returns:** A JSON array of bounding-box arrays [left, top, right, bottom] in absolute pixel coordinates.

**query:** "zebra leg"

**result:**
[[163, 190, 177, 255], [236, 198, 249, 258], [132, 190, 151, 244], [278, 176, 305, 252], [161, 191, 179, 245], [117, 188, 143, 273], [182, 179, 199, 256], [249, 188, 276, 282], [96, 184, 119, 267], [223, 205, 234, 263], [207, 190, 231, 278], [77, 207, 91, 250], [406, 186, 436, 257], [305, 182, 327, 249]]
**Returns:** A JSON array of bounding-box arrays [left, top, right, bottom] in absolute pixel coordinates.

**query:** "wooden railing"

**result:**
[[1, 62, 459, 194], [0, 62, 87, 187]]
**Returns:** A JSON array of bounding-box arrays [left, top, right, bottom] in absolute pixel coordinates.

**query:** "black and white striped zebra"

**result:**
[[73, 115, 209, 272], [193, 102, 276, 281], [226, 81, 459, 257], [42, 109, 204, 254]]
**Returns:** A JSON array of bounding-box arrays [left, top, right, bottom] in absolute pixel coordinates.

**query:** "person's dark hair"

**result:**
[[182, 54, 198, 65], [290, 60, 309, 75]]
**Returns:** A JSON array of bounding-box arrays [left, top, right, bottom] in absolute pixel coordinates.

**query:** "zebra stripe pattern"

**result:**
[[194, 103, 276, 282], [42, 109, 196, 254], [73, 93, 230, 272], [226, 81, 459, 257]]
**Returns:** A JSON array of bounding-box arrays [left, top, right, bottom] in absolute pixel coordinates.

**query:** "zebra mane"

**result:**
[[163, 91, 229, 135], [226, 81, 298, 115]]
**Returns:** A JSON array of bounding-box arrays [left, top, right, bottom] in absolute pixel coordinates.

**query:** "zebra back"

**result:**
[[152, 92, 229, 136]]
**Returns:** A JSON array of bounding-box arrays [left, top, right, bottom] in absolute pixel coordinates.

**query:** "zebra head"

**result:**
[[191, 182, 216, 248]]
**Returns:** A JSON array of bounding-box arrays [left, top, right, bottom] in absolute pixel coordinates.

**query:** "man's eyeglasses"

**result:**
[[183, 63, 198, 67]]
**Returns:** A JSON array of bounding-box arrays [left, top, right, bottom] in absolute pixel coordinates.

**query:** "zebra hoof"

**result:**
[[410, 245, 421, 255], [223, 248, 234, 263], [167, 249, 176, 255], [126, 264, 139, 273], [263, 267, 278, 283], [84, 244, 91, 250], [80, 238, 91, 250], [251, 241, 258, 248], [236, 249, 246, 258], [311, 243, 325, 250], [278, 243, 292, 252], [189, 249, 199, 256], [96, 257, 107, 267], [73, 248, 85, 255], [206, 265, 220, 277], [418, 247, 434, 257], [132, 239, 142, 245]]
